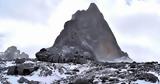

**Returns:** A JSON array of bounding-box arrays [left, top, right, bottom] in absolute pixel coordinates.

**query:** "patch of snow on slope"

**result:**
[[133, 80, 159, 84], [25, 67, 67, 84], [5, 61, 15, 67], [5, 75, 20, 84], [24, 60, 35, 64]]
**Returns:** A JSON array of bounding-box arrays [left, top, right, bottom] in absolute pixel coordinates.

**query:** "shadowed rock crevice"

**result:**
[[36, 3, 132, 63]]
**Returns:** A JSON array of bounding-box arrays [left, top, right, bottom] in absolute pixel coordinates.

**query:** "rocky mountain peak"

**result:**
[[72, 3, 102, 21], [36, 3, 132, 63], [0, 46, 29, 60], [87, 3, 100, 12]]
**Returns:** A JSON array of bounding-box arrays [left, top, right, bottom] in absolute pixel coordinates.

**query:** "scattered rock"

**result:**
[[0, 60, 160, 84]]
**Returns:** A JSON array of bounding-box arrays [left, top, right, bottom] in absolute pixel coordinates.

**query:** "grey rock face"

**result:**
[[36, 3, 132, 63], [0, 46, 29, 60]]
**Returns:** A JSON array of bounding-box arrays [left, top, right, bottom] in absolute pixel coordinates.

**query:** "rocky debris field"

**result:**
[[0, 59, 160, 84]]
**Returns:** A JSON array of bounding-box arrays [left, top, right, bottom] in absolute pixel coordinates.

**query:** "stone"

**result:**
[[135, 73, 159, 83], [108, 78, 120, 83], [2, 81, 10, 84], [72, 69, 79, 72], [100, 76, 109, 83], [18, 77, 29, 83], [28, 80, 40, 84], [73, 78, 92, 84], [7, 63, 39, 75], [18, 77, 40, 84], [15, 58, 25, 64], [36, 3, 132, 63]]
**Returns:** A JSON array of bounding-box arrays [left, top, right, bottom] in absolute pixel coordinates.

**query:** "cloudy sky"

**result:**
[[0, 0, 160, 62]]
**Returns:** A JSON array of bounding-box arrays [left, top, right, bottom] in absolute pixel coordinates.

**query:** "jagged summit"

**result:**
[[87, 3, 100, 12], [36, 3, 132, 63], [72, 3, 101, 20]]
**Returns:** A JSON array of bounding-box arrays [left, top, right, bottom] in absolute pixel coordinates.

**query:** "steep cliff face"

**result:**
[[36, 3, 132, 63]]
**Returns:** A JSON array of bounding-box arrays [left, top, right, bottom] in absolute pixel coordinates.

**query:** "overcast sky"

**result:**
[[0, 0, 160, 62]]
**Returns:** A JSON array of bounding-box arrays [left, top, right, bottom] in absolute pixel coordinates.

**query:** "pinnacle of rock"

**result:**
[[36, 3, 132, 63], [87, 3, 100, 12]]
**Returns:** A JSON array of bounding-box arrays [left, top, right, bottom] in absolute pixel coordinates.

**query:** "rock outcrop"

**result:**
[[0, 46, 29, 60], [36, 3, 132, 63]]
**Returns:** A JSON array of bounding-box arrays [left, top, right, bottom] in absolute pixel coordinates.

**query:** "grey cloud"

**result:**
[[121, 44, 159, 62], [112, 14, 160, 38], [0, 34, 5, 49], [109, 13, 160, 62], [0, 0, 62, 24], [0, 32, 12, 51], [0, 34, 4, 37]]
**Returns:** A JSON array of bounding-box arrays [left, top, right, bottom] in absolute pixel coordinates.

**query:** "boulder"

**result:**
[[73, 78, 92, 84], [15, 58, 25, 64], [36, 3, 132, 63], [18, 77, 39, 84], [18, 77, 29, 83], [135, 73, 159, 83], [7, 63, 39, 75]]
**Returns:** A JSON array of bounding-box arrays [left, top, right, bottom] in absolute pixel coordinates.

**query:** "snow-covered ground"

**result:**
[[5, 61, 15, 67], [1, 61, 93, 84], [1, 61, 160, 84], [133, 80, 159, 84]]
